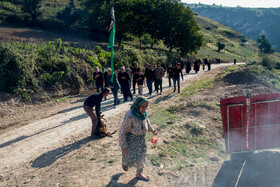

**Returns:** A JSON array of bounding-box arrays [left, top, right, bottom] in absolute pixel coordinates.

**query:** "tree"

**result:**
[[217, 41, 225, 52], [81, 0, 203, 54], [22, 0, 43, 25], [257, 35, 275, 54]]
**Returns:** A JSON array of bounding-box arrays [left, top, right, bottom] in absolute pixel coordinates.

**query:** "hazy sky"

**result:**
[[182, 0, 280, 8]]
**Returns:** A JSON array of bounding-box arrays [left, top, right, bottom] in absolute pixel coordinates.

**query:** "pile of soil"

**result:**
[[223, 69, 263, 85]]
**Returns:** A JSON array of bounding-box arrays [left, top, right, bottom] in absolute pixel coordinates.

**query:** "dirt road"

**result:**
[[0, 63, 237, 186]]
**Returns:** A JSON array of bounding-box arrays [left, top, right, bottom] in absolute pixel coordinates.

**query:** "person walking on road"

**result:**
[[118, 66, 133, 101], [107, 68, 120, 107], [136, 70, 145, 96], [93, 67, 104, 92], [194, 59, 201, 73], [167, 64, 174, 87], [144, 64, 154, 95], [186, 60, 191, 74], [173, 63, 184, 93], [154, 62, 165, 95], [131, 63, 140, 94], [83, 88, 110, 137], [119, 97, 157, 181], [125, 66, 132, 89]]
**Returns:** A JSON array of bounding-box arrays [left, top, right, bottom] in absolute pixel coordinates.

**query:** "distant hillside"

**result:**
[[186, 4, 280, 52], [192, 14, 261, 62]]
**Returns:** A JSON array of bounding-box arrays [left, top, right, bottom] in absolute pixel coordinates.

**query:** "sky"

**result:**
[[181, 0, 280, 8]]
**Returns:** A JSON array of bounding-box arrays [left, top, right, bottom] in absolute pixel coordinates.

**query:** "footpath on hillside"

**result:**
[[0, 63, 235, 186]]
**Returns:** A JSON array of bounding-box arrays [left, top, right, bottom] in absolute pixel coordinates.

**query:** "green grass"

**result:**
[[246, 61, 280, 89], [182, 78, 214, 97], [108, 159, 115, 164], [150, 154, 161, 166], [55, 96, 69, 102], [75, 155, 86, 159], [150, 108, 178, 131]]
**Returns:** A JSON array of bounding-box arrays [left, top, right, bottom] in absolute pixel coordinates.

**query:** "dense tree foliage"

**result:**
[[217, 41, 225, 52], [22, 0, 43, 24], [257, 35, 275, 54], [80, 0, 203, 56]]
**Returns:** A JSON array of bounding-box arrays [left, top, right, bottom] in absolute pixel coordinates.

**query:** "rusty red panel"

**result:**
[[256, 103, 269, 126], [220, 96, 246, 153], [250, 93, 280, 103], [229, 106, 243, 128], [221, 93, 280, 154], [270, 101, 280, 124]]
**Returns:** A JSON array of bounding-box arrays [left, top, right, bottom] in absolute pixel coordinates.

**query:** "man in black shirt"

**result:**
[[136, 70, 145, 95], [118, 66, 133, 101], [144, 64, 154, 95], [173, 63, 184, 93], [93, 67, 104, 92], [84, 88, 110, 136], [167, 64, 174, 87], [131, 63, 140, 94], [102, 67, 109, 87]]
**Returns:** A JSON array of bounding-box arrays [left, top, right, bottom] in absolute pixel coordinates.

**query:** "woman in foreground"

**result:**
[[119, 97, 157, 181]]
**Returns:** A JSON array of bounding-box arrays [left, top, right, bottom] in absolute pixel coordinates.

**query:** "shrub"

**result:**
[[261, 56, 274, 70], [190, 122, 204, 136], [0, 44, 24, 92]]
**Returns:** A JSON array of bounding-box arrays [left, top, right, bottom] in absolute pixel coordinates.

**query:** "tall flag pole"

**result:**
[[107, 6, 116, 82]]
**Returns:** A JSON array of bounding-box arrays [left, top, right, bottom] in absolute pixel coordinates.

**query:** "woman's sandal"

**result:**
[[136, 175, 150, 181], [122, 165, 128, 171]]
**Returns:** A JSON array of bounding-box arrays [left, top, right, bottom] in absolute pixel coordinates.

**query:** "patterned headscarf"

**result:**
[[130, 97, 148, 121]]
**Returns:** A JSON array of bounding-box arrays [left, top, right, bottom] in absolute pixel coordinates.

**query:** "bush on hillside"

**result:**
[[261, 56, 274, 70], [0, 41, 97, 99]]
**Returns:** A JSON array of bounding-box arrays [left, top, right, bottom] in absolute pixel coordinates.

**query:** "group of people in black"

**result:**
[[92, 59, 216, 106], [188, 58, 213, 74]]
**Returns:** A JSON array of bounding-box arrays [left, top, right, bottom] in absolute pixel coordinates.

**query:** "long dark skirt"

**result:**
[[122, 133, 147, 173]]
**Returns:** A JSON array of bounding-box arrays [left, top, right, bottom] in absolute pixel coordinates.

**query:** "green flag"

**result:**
[[107, 6, 115, 82]]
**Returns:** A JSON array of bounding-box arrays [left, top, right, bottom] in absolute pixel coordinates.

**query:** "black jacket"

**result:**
[[84, 93, 103, 117]]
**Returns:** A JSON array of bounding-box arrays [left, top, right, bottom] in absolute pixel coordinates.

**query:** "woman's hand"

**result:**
[[122, 147, 129, 156], [152, 129, 157, 135]]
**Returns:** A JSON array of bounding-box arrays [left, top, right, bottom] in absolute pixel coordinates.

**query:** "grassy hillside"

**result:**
[[194, 15, 261, 62], [187, 3, 280, 52]]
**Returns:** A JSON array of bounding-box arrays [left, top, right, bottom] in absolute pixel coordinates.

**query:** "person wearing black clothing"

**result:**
[[153, 65, 157, 92], [118, 66, 133, 101], [131, 63, 140, 94], [186, 60, 191, 74], [93, 67, 104, 92], [167, 64, 174, 87], [161, 63, 166, 71], [234, 59, 237, 65], [194, 59, 201, 73], [144, 64, 154, 95], [83, 88, 110, 136], [136, 70, 145, 95], [102, 67, 109, 87], [173, 63, 184, 93], [207, 59, 211, 71], [203, 58, 208, 71], [154, 62, 165, 94], [107, 68, 120, 107]]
